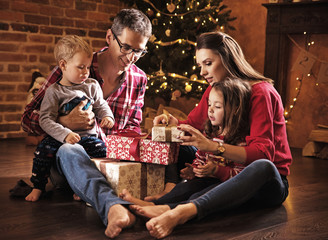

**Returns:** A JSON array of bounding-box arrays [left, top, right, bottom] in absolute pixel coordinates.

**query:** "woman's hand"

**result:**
[[193, 160, 218, 178], [153, 113, 178, 126], [58, 99, 95, 131], [180, 163, 195, 180], [178, 124, 217, 152]]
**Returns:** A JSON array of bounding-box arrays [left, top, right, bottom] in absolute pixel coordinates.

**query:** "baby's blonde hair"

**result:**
[[54, 35, 93, 65]]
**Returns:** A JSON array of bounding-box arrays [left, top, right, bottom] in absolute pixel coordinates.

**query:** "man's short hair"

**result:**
[[111, 8, 152, 38]]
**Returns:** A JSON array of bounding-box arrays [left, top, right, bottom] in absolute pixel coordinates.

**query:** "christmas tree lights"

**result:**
[[119, 0, 236, 104]]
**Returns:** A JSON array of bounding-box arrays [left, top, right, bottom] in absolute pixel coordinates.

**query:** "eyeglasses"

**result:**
[[112, 31, 147, 58]]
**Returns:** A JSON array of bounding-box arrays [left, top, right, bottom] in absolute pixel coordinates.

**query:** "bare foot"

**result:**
[[130, 204, 170, 218], [144, 182, 176, 202], [146, 203, 197, 239], [119, 189, 154, 206], [73, 193, 81, 201], [25, 188, 42, 202], [105, 204, 136, 238]]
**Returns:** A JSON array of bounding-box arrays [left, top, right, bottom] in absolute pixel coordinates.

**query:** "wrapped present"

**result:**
[[151, 125, 184, 142], [92, 158, 142, 198], [91, 158, 164, 199], [139, 139, 179, 165], [105, 132, 179, 165], [140, 163, 165, 199]]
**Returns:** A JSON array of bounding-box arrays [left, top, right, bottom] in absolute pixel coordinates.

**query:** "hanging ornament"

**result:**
[[155, 61, 165, 76], [152, 18, 158, 26], [149, 34, 157, 43], [165, 29, 171, 37], [185, 83, 192, 92], [146, 8, 154, 17], [171, 89, 182, 100], [190, 74, 198, 81], [167, 2, 176, 13]]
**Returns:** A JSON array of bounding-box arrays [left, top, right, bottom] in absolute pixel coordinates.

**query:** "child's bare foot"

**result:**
[[25, 188, 42, 202], [73, 193, 81, 201], [144, 182, 176, 201], [130, 204, 170, 218], [105, 204, 136, 238], [119, 189, 154, 206], [146, 203, 197, 239]]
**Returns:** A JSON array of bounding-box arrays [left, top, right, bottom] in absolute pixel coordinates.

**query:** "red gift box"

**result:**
[[105, 134, 179, 165]]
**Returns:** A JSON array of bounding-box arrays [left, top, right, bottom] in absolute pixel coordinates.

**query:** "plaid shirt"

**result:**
[[21, 47, 147, 140]]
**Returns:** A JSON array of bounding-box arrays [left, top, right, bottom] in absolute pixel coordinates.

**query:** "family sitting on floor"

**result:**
[[20, 8, 292, 239]]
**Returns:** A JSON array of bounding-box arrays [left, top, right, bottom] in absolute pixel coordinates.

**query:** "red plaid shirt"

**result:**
[[21, 47, 147, 140]]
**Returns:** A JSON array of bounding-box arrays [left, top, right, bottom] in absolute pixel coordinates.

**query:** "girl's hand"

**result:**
[[65, 132, 81, 144], [153, 113, 178, 126], [193, 160, 218, 178], [178, 124, 217, 152], [100, 117, 114, 129], [180, 163, 195, 180]]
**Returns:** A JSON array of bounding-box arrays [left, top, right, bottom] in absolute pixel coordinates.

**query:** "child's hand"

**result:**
[[100, 117, 114, 129], [180, 163, 195, 180], [193, 160, 218, 178], [65, 132, 81, 144]]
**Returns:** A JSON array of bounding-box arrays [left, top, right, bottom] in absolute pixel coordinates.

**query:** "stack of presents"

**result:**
[[92, 110, 185, 199]]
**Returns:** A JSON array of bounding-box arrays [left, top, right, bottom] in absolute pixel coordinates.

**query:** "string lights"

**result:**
[[284, 32, 325, 123]]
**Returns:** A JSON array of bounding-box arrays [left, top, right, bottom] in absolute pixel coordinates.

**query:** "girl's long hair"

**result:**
[[204, 78, 251, 145]]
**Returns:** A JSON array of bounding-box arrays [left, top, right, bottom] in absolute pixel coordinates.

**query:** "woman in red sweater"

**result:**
[[142, 32, 292, 239]]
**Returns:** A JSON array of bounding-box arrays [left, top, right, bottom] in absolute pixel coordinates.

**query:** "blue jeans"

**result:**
[[56, 143, 131, 226], [190, 159, 289, 219]]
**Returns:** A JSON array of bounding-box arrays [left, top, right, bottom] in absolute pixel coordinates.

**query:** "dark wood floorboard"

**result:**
[[0, 138, 327, 240]]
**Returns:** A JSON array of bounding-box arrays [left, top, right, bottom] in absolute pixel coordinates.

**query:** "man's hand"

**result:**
[[64, 132, 81, 144], [100, 117, 114, 129], [58, 99, 95, 131]]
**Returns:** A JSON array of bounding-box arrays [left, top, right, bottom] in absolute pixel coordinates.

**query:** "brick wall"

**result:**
[[0, 0, 124, 139]]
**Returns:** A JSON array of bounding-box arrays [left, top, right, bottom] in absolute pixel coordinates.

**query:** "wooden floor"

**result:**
[[0, 138, 328, 240]]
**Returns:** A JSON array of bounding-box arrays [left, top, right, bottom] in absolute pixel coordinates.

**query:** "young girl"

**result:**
[[120, 78, 251, 212]]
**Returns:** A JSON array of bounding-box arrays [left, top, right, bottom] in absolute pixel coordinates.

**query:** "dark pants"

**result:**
[[30, 135, 106, 191], [165, 145, 197, 184]]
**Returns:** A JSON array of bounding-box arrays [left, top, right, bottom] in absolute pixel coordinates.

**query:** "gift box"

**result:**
[[91, 158, 165, 199], [92, 158, 141, 198], [140, 163, 165, 199], [105, 135, 179, 165], [151, 125, 184, 142]]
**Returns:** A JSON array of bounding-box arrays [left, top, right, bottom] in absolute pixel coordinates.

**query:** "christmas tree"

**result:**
[[120, 0, 236, 104]]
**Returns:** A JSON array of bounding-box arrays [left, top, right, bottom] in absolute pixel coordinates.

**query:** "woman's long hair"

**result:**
[[196, 31, 273, 84], [204, 78, 251, 145]]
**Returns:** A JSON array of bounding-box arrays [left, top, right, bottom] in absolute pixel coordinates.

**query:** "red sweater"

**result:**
[[179, 81, 292, 176]]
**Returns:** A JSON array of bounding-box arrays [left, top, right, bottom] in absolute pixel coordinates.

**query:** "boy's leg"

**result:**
[[79, 136, 107, 158], [27, 136, 62, 201]]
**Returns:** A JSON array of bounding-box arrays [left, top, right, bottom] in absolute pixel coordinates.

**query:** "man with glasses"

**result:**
[[22, 9, 152, 238]]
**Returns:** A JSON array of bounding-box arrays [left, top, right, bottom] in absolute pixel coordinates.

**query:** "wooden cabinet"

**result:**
[[262, 2, 328, 105]]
